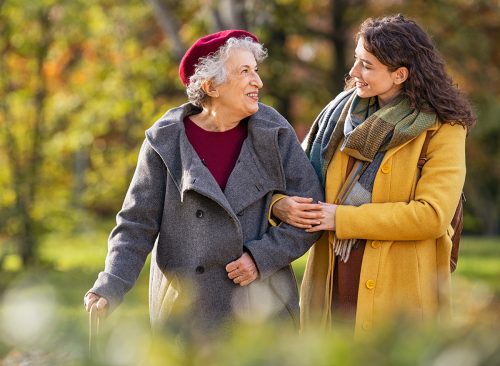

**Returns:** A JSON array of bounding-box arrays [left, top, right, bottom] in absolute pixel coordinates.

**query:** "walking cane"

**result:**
[[89, 303, 101, 357]]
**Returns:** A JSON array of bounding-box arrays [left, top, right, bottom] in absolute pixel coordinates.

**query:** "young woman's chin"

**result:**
[[355, 87, 372, 99]]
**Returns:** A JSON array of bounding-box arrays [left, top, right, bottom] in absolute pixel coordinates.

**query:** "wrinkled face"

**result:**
[[213, 49, 263, 119], [349, 37, 403, 106]]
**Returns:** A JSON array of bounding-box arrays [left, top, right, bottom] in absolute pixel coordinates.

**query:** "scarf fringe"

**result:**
[[333, 236, 357, 263]]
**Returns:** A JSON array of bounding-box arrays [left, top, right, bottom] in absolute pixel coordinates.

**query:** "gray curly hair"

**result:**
[[186, 37, 267, 107]]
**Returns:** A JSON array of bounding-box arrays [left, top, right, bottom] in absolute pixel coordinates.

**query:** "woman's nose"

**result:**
[[349, 60, 360, 78], [250, 70, 263, 89]]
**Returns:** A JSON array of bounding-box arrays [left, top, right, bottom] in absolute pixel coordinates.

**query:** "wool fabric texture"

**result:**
[[179, 29, 259, 85], [305, 89, 437, 262], [88, 102, 324, 333], [305, 89, 437, 186]]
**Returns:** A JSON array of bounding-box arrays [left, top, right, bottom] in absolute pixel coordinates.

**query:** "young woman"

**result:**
[[271, 14, 475, 336]]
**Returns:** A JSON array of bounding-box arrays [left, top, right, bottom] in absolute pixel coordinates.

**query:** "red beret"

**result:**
[[179, 29, 259, 86]]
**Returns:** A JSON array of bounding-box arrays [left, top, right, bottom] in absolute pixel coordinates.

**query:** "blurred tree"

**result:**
[[0, 0, 182, 266], [145, 0, 185, 61], [0, 1, 53, 265], [0, 0, 498, 268]]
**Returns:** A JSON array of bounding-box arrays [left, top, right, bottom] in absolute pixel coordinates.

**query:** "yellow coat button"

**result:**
[[366, 280, 376, 289], [371, 241, 381, 249], [381, 164, 390, 174]]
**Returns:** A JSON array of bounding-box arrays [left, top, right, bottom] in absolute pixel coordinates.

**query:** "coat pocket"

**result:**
[[268, 267, 300, 326], [149, 259, 180, 328]]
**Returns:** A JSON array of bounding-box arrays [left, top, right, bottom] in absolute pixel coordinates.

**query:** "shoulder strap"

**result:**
[[334, 160, 369, 204], [417, 131, 433, 169], [417, 129, 465, 273]]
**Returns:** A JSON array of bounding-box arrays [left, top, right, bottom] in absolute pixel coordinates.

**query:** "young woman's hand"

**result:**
[[305, 202, 337, 232], [272, 196, 324, 229]]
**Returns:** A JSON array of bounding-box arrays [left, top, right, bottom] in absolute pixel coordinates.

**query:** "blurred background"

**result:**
[[0, 0, 499, 365]]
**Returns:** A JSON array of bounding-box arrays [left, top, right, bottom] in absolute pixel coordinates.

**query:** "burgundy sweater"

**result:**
[[184, 116, 247, 191]]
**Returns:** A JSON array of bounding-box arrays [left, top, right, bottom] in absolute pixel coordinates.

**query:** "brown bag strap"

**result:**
[[449, 194, 465, 272], [418, 130, 465, 273], [418, 131, 433, 169]]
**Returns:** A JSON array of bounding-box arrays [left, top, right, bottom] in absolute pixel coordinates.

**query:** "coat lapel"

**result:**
[[223, 116, 286, 214], [146, 104, 286, 216], [146, 104, 233, 214]]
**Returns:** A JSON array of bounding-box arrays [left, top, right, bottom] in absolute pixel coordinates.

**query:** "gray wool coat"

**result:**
[[89, 102, 324, 332]]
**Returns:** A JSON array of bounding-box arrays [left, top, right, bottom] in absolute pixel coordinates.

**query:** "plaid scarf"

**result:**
[[305, 89, 437, 261]]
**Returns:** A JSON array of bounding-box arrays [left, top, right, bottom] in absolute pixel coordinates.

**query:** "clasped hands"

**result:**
[[272, 196, 337, 232]]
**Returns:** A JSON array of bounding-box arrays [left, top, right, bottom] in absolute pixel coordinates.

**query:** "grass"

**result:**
[[0, 231, 499, 365], [454, 237, 500, 294], [2, 232, 500, 318]]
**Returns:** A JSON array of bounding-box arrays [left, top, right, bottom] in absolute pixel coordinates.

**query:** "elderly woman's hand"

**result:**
[[226, 252, 259, 286], [84, 292, 109, 317], [272, 196, 324, 229]]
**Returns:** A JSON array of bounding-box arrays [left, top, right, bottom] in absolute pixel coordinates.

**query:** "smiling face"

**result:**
[[211, 48, 263, 120], [349, 37, 407, 106]]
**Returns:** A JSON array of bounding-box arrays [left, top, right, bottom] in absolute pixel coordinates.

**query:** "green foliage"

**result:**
[[0, 0, 498, 261], [0, 0, 185, 264], [1, 0, 499, 361], [454, 237, 500, 295], [0, 233, 499, 365]]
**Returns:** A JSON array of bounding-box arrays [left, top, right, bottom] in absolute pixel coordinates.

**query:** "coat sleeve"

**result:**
[[244, 124, 325, 279], [335, 123, 466, 241], [88, 139, 165, 310]]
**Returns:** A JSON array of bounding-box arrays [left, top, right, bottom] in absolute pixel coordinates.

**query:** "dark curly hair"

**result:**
[[346, 14, 476, 130]]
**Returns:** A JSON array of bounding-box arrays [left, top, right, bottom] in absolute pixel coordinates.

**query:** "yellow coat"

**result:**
[[300, 122, 466, 336]]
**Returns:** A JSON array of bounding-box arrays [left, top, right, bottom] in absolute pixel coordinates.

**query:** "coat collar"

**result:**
[[381, 120, 440, 164], [145, 103, 286, 214]]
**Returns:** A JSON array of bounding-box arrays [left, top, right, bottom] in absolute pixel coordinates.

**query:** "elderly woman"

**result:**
[[84, 30, 323, 335], [271, 15, 475, 336]]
